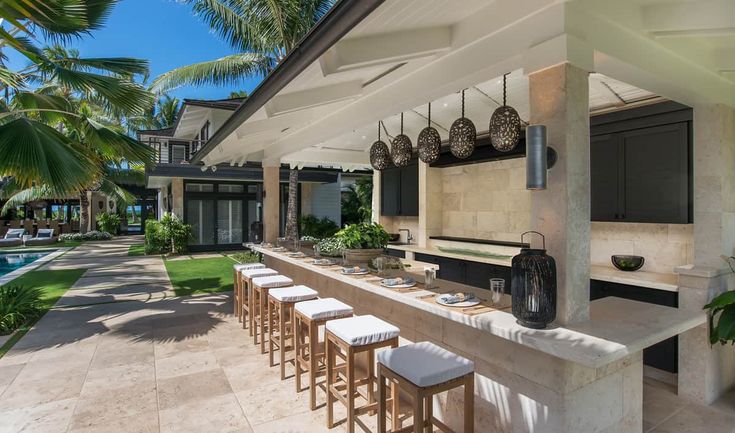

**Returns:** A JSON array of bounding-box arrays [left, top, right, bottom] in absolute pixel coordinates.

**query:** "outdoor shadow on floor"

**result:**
[[169, 277, 232, 297]]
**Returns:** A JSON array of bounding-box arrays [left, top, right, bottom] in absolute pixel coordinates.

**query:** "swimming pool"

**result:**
[[0, 251, 52, 277]]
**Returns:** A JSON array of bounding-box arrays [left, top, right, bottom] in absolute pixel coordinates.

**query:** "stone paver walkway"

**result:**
[[1, 238, 734, 432]]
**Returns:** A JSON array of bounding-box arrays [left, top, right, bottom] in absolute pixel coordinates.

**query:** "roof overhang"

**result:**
[[193, 0, 735, 170]]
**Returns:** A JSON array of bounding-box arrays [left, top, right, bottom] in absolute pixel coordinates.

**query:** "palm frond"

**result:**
[[12, 91, 74, 123], [0, 0, 117, 41], [97, 177, 135, 207], [0, 117, 98, 192], [1, 185, 56, 214], [105, 166, 145, 186], [151, 52, 272, 93], [80, 117, 154, 165], [0, 66, 25, 90]]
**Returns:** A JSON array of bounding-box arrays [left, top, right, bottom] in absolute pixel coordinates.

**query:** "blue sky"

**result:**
[[7, 0, 264, 101]]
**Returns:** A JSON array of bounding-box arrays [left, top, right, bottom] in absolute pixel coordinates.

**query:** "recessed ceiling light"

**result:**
[[443, 103, 448, 108], [361, 135, 366, 140]]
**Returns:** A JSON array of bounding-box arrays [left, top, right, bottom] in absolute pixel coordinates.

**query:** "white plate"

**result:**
[[287, 252, 305, 257], [380, 281, 416, 289], [342, 269, 369, 275], [435, 294, 481, 307], [313, 260, 337, 266]]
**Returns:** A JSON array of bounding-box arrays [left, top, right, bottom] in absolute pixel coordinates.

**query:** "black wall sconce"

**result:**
[[525, 125, 557, 190]]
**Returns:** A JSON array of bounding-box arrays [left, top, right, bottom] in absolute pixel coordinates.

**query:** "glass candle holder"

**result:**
[[425, 267, 437, 289], [490, 278, 505, 305]]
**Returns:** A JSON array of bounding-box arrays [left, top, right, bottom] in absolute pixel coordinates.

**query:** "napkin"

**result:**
[[441, 292, 476, 304], [382, 276, 415, 286]]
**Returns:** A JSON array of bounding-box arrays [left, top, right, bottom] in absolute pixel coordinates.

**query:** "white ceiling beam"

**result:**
[[642, 0, 735, 37], [714, 48, 735, 71], [319, 26, 451, 75], [589, 75, 625, 107], [264, 81, 362, 116], [282, 148, 370, 166]]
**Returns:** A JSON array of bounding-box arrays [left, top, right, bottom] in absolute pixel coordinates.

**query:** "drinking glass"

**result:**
[[376, 256, 386, 276], [314, 244, 321, 258], [489, 278, 505, 305], [424, 267, 437, 289]]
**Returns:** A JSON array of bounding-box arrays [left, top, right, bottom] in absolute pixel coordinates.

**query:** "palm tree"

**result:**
[[154, 0, 333, 241], [151, 0, 332, 92], [0, 2, 155, 232], [228, 90, 248, 99]]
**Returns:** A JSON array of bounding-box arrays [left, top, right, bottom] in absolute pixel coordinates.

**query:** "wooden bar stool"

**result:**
[[325, 315, 400, 433], [294, 297, 354, 410], [232, 263, 265, 320], [240, 267, 278, 334], [267, 285, 319, 379], [251, 275, 293, 354], [377, 341, 475, 433]]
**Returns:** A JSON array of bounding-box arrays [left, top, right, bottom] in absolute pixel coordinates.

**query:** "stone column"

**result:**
[[371, 170, 381, 224], [678, 103, 735, 404], [170, 178, 184, 219], [528, 62, 591, 325], [263, 163, 281, 243], [418, 162, 443, 248]]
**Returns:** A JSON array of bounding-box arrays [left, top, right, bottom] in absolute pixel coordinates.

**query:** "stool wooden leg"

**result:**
[[261, 289, 269, 354], [391, 378, 400, 432], [247, 282, 254, 336], [326, 337, 335, 429], [252, 287, 259, 345], [295, 315, 303, 393], [464, 375, 474, 433], [378, 365, 387, 433], [279, 303, 287, 380], [367, 348, 376, 414], [233, 270, 239, 318], [308, 321, 318, 410], [424, 394, 432, 433], [269, 299, 276, 366], [346, 346, 355, 433], [412, 390, 424, 433]]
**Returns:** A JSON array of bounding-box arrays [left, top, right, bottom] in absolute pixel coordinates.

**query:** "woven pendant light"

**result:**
[[417, 102, 441, 164], [391, 112, 412, 167], [490, 73, 521, 152], [449, 89, 476, 159], [369, 121, 391, 170]]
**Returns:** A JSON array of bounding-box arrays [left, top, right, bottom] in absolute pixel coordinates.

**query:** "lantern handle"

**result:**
[[521, 231, 545, 249]]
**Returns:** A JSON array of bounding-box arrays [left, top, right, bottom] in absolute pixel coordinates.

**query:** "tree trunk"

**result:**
[[284, 169, 299, 240], [79, 191, 90, 234]]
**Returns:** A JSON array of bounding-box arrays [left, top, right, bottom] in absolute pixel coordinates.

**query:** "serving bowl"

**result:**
[[611, 255, 645, 272]]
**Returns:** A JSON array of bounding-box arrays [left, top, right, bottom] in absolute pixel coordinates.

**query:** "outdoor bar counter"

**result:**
[[252, 245, 705, 433]]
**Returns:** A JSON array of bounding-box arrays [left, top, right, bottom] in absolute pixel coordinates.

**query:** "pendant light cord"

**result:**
[[377, 121, 381, 141], [461, 89, 465, 118], [400, 112, 404, 134], [427, 103, 431, 127], [503, 73, 508, 107]]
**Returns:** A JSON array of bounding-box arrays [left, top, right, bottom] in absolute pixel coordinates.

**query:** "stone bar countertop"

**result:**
[[387, 244, 680, 292], [253, 246, 704, 369]]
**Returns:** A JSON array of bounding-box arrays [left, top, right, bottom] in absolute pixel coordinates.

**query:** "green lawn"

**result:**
[[164, 256, 236, 297], [0, 268, 86, 358], [128, 244, 145, 256]]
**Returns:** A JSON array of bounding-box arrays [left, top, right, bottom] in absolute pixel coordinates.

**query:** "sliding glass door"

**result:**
[[217, 199, 243, 244], [187, 199, 215, 246]]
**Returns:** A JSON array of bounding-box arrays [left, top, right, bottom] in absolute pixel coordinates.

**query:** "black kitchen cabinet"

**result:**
[[590, 279, 679, 373], [414, 252, 510, 292], [380, 160, 418, 216], [385, 248, 406, 258], [590, 102, 692, 224]]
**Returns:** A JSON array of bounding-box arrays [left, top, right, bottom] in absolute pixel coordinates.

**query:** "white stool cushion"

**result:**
[[234, 263, 265, 271], [377, 342, 474, 387], [326, 315, 400, 347], [241, 268, 278, 279], [269, 285, 318, 302], [295, 298, 354, 320], [252, 275, 293, 288]]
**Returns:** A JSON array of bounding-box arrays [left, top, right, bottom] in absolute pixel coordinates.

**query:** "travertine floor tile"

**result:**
[[157, 368, 232, 410], [69, 381, 157, 430], [0, 397, 76, 433], [159, 393, 252, 433]]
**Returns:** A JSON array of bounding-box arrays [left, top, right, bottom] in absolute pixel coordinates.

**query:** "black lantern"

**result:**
[[391, 112, 412, 167], [369, 121, 391, 170], [417, 102, 441, 164], [511, 231, 557, 329], [489, 73, 521, 152], [449, 89, 476, 159]]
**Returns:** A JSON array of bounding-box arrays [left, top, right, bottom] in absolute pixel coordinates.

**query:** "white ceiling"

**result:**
[[196, 0, 734, 170]]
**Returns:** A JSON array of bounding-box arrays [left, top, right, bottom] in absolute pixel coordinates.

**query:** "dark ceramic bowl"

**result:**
[[611, 255, 645, 272]]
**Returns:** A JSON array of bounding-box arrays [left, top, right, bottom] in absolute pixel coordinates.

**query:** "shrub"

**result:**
[[298, 215, 339, 239], [316, 237, 346, 257], [96, 212, 121, 235], [0, 285, 44, 335], [144, 213, 192, 255], [335, 222, 390, 249], [232, 251, 262, 263], [59, 231, 113, 242]]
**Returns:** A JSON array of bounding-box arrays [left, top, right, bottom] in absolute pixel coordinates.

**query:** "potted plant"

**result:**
[[335, 222, 390, 264], [704, 256, 735, 345]]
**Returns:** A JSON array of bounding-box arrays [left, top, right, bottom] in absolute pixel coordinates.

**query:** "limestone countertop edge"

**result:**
[[387, 244, 680, 292], [253, 246, 705, 369]]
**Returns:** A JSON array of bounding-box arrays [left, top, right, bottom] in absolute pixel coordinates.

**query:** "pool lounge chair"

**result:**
[[25, 229, 56, 246], [0, 229, 24, 247]]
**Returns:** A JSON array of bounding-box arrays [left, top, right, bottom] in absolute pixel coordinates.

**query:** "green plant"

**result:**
[[704, 256, 735, 345], [58, 231, 113, 241], [145, 213, 193, 255], [299, 215, 339, 239], [316, 237, 345, 257], [342, 176, 373, 225], [96, 212, 121, 235], [232, 251, 262, 264], [335, 223, 390, 250], [0, 286, 44, 335]]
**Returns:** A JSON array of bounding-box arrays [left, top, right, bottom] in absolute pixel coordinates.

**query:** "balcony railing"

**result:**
[[146, 139, 207, 164]]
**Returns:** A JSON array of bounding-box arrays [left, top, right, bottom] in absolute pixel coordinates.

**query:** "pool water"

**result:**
[[0, 252, 51, 277]]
